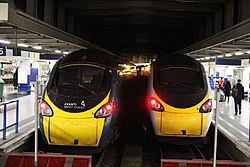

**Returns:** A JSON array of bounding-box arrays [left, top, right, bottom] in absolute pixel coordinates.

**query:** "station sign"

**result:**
[[0, 46, 6, 56], [40, 54, 64, 60], [215, 58, 241, 66]]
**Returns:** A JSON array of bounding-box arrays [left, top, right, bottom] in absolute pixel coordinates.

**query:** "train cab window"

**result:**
[[153, 66, 207, 108], [54, 65, 106, 91], [157, 67, 204, 93], [48, 65, 112, 112]]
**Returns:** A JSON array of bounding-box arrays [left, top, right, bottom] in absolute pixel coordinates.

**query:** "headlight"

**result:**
[[40, 100, 53, 116], [94, 101, 115, 118], [148, 97, 164, 111], [199, 99, 212, 113]]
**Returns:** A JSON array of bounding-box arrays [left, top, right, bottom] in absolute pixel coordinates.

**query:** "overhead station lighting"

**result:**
[[55, 50, 61, 53], [63, 51, 69, 54], [0, 39, 11, 44], [234, 51, 244, 56], [44, 48, 53, 51], [205, 57, 210, 60], [225, 53, 232, 57], [217, 55, 224, 58], [32, 45, 42, 50], [18, 43, 29, 47], [245, 50, 250, 54], [211, 56, 216, 59]]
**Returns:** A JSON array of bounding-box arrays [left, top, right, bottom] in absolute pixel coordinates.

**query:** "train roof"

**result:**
[[154, 54, 201, 70], [57, 49, 121, 69]]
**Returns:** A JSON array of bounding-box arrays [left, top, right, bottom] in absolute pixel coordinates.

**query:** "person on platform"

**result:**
[[209, 75, 214, 90], [224, 80, 231, 103], [232, 79, 244, 115], [219, 77, 224, 90], [13, 68, 18, 89]]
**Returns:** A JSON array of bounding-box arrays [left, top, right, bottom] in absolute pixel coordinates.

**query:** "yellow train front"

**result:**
[[39, 49, 120, 152], [147, 54, 212, 144]]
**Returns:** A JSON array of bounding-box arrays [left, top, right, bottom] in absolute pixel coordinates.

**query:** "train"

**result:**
[[39, 49, 120, 153], [147, 54, 212, 144]]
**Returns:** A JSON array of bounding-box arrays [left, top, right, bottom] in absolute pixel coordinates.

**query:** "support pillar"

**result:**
[[239, 0, 250, 22], [44, 0, 54, 25], [26, 0, 37, 17], [67, 13, 75, 34], [214, 10, 223, 33], [75, 19, 82, 37], [57, 2, 66, 30], [224, 0, 234, 29], [206, 17, 213, 37]]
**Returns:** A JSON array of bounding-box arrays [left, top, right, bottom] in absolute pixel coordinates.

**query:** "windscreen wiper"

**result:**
[[78, 83, 97, 96]]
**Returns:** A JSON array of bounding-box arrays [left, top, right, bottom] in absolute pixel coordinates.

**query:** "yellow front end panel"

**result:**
[[160, 112, 202, 136], [43, 117, 104, 146], [42, 91, 110, 146], [152, 91, 210, 137]]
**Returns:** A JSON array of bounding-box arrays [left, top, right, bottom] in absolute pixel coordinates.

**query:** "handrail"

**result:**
[[0, 100, 19, 140]]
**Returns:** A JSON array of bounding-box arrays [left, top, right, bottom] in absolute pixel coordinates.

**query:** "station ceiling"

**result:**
[[1, 0, 250, 62], [58, 0, 228, 58]]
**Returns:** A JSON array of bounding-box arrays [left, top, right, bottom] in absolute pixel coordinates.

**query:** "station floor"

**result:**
[[214, 95, 250, 159], [0, 84, 249, 158], [0, 84, 35, 152]]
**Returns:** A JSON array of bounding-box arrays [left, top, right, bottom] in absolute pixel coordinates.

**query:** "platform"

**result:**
[[0, 84, 35, 152], [0, 84, 249, 160], [214, 97, 250, 160]]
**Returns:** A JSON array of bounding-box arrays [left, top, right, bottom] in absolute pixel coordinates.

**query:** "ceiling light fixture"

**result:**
[[55, 50, 61, 53], [234, 51, 244, 56], [225, 53, 232, 57], [211, 56, 216, 59], [18, 43, 29, 47], [245, 50, 250, 54], [32, 45, 42, 50], [63, 51, 69, 54], [0, 39, 11, 44], [217, 55, 224, 58], [44, 48, 53, 51]]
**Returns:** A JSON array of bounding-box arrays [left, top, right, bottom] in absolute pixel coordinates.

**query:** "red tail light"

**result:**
[[40, 101, 53, 116], [94, 101, 115, 118], [199, 99, 212, 113], [148, 97, 164, 111]]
